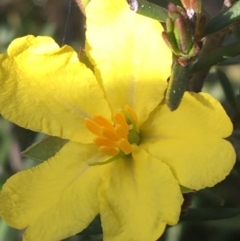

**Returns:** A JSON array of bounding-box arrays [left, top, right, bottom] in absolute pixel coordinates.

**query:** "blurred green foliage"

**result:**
[[1, 0, 240, 241]]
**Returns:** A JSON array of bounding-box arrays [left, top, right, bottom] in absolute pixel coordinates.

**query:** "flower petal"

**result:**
[[99, 146, 183, 241], [141, 139, 236, 190], [140, 92, 236, 189], [86, 0, 171, 125], [0, 141, 105, 241], [140, 137, 235, 190], [141, 92, 233, 140], [0, 35, 111, 143]]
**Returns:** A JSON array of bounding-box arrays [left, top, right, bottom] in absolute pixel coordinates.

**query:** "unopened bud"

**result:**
[[174, 17, 193, 55]]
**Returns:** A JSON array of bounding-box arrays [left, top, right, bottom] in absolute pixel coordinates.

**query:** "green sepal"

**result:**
[[22, 136, 69, 162], [137, 0, 168, 22], [180, 185, 193, 193], [203, 1, 240, 36], [190, 41, 240, 73], [88, 151, 125, 166], [180, 208, 240, 222], [166, 61, 190, 111]]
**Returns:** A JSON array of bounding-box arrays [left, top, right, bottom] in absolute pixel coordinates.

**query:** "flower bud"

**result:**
[[162, 3, 203, 66]]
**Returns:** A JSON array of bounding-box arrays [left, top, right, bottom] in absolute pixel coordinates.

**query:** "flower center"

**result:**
[[84, 105, 140, 165]]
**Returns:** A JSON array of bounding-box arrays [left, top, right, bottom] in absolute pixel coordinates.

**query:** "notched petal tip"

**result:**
[[8, 35, 60, 57], [189, 92, 233, 138]]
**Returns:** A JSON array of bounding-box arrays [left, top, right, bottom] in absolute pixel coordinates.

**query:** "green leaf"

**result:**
[[181, 208, 240, 222], [217, 69, 238, 111], [203, 1, 240, 36], [137, 0, 168, 22], [190, 41, 240, 73], [166, 61, 190, 111], [22, 136, 68, 162]]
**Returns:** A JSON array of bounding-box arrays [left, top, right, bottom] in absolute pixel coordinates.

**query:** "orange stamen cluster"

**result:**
[[84, 105, 138, 157]]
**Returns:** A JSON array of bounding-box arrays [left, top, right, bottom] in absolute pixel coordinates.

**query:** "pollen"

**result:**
[[84, 105, 139, 157]]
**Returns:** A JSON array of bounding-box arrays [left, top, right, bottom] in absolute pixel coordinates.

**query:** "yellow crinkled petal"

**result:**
[[140, 92, 236, 189], [140, 137, 235, 190], [0, 141, 105, 241], [99, 146, 183, 241], [86, 0, 171, 125], [141, 92, 233, 139], [0, 35, 111, 143], [8, 35, 61, 56]]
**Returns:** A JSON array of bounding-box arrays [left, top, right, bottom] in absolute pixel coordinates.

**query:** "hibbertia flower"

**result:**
[[0, 0, 236, 240]]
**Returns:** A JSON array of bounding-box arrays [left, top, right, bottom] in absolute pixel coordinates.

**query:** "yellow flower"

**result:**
[[0, 0, 236, 241]]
